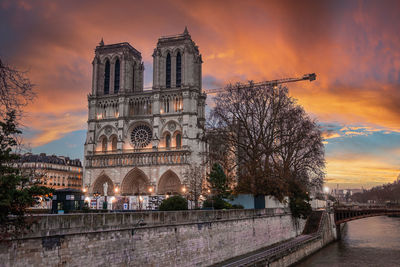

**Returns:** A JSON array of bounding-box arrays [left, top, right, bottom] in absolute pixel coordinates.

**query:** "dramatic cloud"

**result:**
[[1, 0, 400, 187]]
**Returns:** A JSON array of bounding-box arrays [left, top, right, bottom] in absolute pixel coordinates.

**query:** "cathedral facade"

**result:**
[[83, 28, 207, 200]]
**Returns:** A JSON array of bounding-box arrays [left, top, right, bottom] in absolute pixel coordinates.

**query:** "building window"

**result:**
[[111, 136, 117, 151], [104, 60, 110, 94], [176, 52, 181, 87], [174, 96, 182, 112], [176, 134, 181, 148], [166, 53, 171, 88], [165, 133, 171, 148], [102, 137, 107, 152], [114, 58, 120, 93]]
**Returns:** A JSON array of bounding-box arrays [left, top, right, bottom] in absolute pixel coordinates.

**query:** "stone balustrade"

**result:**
[[85, 149, 190, 168]]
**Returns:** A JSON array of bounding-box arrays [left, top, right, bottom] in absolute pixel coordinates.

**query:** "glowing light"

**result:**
[[182, 187, 186, 193], [84, 197, 91, 202], [165, 195, 169, 199], [83, 188, 87, 193], [148, 187, 153, 193], [323, 186, 330, 194], [114, 187, 119, 193], [139, 196, 143, 201], [110, 196, 116, 203]]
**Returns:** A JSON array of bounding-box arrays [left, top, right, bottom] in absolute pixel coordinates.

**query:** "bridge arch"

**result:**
[[157, 170, 182, 195], [91, 174, 114, 196], [334, 208, 400, 225], [121, 168, 150, 196]]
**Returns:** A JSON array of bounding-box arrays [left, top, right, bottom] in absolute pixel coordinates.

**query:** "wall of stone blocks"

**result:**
[[0, 209, 306, 267]]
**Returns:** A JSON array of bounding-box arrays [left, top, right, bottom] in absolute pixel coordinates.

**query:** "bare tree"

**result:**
[[0, 58, 35, 121], [182, 164, 205, 209], [208, 82, 325, 201]]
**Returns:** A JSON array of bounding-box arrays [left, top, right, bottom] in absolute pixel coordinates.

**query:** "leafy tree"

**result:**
[[159, 196, 188, 211], [0, 112, 52, 239], [352, 179, 400, 204], [207, 163, 230, 198]]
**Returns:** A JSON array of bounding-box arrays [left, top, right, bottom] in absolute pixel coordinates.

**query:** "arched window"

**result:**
[[104, 60, 110, 94], [166, 53, 171, 88], [114, 59, 120, 93], [102, 137, 108, 152], [176, 52, 181, 87], [111, 136, 117, 151], [176, 134, 181, 148], [165, 133, 171, 148]]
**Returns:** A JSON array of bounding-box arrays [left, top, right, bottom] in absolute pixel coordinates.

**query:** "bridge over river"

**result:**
[[334, 206, 400, 225]]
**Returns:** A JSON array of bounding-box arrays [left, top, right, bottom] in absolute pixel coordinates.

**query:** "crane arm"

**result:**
[[204, 73, 316, 95]]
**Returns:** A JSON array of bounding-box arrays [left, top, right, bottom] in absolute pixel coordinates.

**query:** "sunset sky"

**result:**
[[1, 0, 399, 189]]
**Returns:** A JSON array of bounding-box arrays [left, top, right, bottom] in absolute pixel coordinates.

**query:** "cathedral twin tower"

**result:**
[[83, 28, 207, 202]]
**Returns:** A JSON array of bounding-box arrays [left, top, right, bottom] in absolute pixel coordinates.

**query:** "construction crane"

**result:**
[[204, 73, 316, 95]]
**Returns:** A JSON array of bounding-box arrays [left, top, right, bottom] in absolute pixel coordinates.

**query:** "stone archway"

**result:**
[[92, 175, 114, 196], [121, 168, 150, 196], [157, 170, 182, 195]]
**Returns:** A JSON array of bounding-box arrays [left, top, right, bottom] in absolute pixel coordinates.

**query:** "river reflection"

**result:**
[[295, 216, 400, 267]]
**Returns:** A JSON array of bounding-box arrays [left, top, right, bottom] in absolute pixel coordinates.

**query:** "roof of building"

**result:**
[[157, 27, 197, 48], [19, 153, 82, 167], [95, 41, 142, 59]]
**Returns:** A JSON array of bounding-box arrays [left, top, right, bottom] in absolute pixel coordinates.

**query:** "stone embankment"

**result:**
[[213, 211, 338, 266], [0, 209, 309, 266]]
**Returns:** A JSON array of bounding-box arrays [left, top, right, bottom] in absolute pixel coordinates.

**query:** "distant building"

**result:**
[[18, 153, 83, 190], [332, 188, 364, 202]]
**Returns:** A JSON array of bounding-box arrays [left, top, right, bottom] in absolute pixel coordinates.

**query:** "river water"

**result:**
[[295, 216, 400, 267]]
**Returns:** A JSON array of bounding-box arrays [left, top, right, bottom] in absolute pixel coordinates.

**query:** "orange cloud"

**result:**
[[326, 154, 400, 188]]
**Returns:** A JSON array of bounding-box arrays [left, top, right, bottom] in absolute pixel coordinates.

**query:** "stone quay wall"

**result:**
[[0, 209, 306, 267], [269, 212, 338, 267]]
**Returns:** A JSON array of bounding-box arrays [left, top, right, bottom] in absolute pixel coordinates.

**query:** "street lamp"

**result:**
[[181, 186, 188, 209], [207, 189, 214, 210]]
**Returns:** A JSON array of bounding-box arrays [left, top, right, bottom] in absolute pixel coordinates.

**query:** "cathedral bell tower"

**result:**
[[91, 41, 144, 96], [152, 27, 202, 91]]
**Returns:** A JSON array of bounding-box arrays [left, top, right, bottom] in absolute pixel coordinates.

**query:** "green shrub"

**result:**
[[231, 204, 244, 209], [159, 196, 188, 211], [289, 181, 312, 219], [203, 196, 232, 210]]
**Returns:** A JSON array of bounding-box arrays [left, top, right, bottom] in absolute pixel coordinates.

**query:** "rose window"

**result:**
[[131, 125, 152, 148]]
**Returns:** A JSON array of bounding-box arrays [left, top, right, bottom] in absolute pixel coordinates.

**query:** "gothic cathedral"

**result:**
[[83, 28, 207, 202]]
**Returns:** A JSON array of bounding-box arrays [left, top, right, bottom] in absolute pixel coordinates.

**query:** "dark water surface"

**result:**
[[295, 216, 400, 267]]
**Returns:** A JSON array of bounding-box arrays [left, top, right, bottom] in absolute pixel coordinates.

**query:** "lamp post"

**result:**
[[207, 189, 214, 210], [182, 186, 188, 209]]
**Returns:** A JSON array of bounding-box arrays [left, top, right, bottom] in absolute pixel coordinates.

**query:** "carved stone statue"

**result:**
[[103, 182, 108, 196]]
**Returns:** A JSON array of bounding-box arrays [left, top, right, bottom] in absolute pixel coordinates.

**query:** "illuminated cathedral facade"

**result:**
[[83, 28, 207, 201]]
